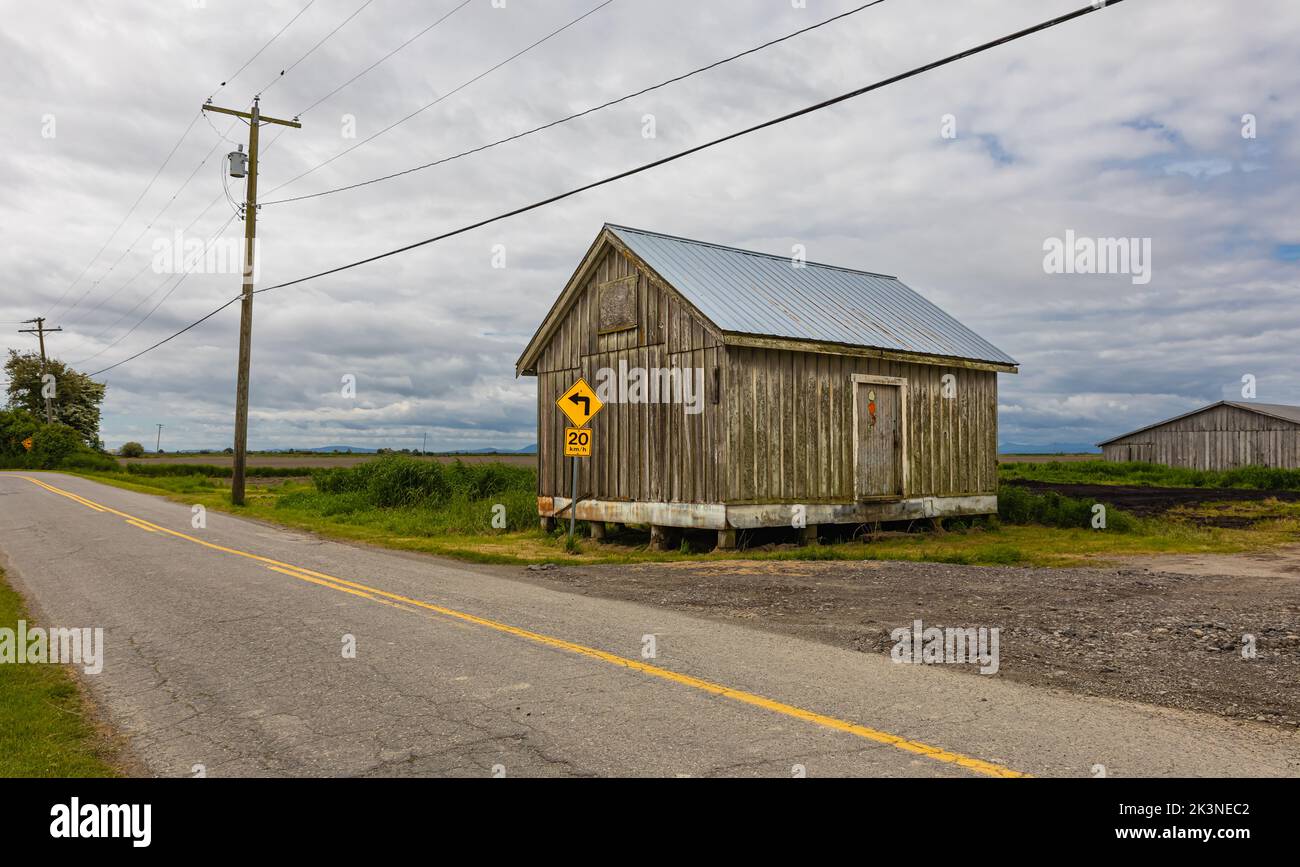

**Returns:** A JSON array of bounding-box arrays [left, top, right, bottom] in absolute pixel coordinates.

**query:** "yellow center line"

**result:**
[[15, 474, 1029, 778]]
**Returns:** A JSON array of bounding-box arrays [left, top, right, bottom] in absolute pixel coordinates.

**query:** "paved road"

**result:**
[[2, 472, 1296, 778]]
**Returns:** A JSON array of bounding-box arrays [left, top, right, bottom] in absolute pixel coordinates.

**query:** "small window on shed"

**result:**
[[598, 275, 637, 334]]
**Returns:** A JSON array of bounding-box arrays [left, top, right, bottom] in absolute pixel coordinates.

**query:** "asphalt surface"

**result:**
[[2, 471, 1297, 778]]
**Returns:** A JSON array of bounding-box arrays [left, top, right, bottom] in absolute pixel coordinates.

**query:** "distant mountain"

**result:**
[[999, 442, 1100, 455], [444, 445, 537, 455]]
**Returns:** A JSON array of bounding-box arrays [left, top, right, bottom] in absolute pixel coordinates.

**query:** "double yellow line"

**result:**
[[18, 474, 1028, 778]]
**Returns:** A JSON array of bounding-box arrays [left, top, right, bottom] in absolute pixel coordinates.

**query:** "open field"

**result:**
[[116, 452, 537, 470], [1006, 479, 1300, 527], [997, 453, 1099, 463]]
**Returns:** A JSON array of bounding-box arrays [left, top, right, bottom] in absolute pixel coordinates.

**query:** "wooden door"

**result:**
[[856, 382, 902, 499]]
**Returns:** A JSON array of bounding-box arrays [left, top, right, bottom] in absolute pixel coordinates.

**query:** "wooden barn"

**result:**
[[1098, 401, 1300, 469], [516, 225, 1019, 549]]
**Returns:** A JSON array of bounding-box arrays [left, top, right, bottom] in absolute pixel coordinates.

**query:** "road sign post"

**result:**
[[569, 455, 578, 539], [556, 380, 604, 540]]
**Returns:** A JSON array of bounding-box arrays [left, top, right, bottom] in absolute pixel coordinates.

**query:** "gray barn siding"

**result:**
[[534, 247, 726, 504], [1102, 404, 1300, 470], [724, 348, 998, 504]]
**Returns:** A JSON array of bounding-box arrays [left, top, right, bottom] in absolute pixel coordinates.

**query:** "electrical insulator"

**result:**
[[228, 145, 248, 179]]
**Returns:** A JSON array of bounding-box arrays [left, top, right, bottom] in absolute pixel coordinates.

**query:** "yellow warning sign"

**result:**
[[21, 437, 33, 451], [564, 427, 592, 458], [556, 378, 604, 427]]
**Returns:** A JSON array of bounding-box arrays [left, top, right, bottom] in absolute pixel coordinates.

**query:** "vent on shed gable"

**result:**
[[598, 275, 637, 334]]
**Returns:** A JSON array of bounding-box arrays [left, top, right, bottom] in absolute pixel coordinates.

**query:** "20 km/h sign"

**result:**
[[557, 379, 604, 428], [564, 427, 592, 457]]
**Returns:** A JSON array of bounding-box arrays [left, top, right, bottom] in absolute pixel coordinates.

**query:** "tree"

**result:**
[[4, 350, 105, 448], [120, 441, 145, 458]]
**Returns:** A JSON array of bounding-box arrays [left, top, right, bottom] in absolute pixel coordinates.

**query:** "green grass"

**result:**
[[0, 570, 120, 777], [999, 460, 1300, 490], [51, 455, 1300, 569]]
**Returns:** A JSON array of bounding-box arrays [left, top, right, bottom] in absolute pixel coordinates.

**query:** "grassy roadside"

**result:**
[[0, 568, 121, 777], [46, 464, 1300, 569]]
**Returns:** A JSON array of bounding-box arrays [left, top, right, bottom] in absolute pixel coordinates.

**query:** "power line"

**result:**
[[51, 2, 317, 322], [85, 0, 1130, 378], [296, 0, 476, 117], [61, 120, 240, 326], [261, 0, 617, 199], [75, 213, 239, 368], [72, 186, 232, 346], [86, 295, 243, 378], [44, 111, 203, 318], [209, 0, 318, 101], [258, 0, 377, 96], [265, 0, 889, 207]]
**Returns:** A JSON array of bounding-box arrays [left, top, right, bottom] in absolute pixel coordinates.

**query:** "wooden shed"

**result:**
[[1098, 401, 1300, 469], [516, 225, 1019, 549]]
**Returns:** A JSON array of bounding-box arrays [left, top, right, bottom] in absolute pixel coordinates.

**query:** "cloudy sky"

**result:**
[[2, 0, 1297, 452]]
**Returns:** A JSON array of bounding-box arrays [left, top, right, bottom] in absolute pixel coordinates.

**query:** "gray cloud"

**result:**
[[2, 0, 1298, 452]]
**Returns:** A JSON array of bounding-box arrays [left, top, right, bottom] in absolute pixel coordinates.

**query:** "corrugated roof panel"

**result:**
[[607, 224, 1016, 367], [1229, 402, 1300, 425]]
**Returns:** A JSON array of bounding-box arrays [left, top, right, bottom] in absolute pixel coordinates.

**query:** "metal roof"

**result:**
[[607, 224, 1017, 367], [1098, 400, 1300, 445]]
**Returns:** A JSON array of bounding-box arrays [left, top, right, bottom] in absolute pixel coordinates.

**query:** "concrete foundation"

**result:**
[[538, 494, 997, 531]]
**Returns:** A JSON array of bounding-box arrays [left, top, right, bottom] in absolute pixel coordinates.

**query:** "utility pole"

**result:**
[[202, 98, 300, 505], [422, 432, 427, 455], [18, 317, 62, 423], [155, 424, 164, 454]]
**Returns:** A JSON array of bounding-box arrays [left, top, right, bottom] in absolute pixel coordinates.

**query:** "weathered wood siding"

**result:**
[[535, 246, 726, 503], [723, 347, 999, 504], [1102, 404, 1300, 469]]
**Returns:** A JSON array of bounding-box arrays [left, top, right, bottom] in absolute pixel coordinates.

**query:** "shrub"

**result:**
[[311, 456, 533, 509], [59, 449, 120, 472], [27, 423, 82, 469], [998, 484, 1137, 532], [120, 441, 145, 457], [1000, 459, 1300, 491]]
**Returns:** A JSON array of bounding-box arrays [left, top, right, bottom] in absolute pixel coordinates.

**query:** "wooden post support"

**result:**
[[715, 529, 737, 551], [649, 525, 671, 551], [799, 524, 819, 546], [589, 521, 606, 541], [540, 516, 556, 533]]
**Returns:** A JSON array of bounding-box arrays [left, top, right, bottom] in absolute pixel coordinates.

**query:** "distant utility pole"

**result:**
[[202, 97, 300, 505], [18, 317, 62, 423], [155, 424, 164, 453], [422, 432, 427, 455]]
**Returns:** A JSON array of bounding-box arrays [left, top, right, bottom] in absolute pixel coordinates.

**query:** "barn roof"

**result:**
[[606, 225, 1017, 367], [516, 225, 1018, 374], [1097, 401, 1300, 446]]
